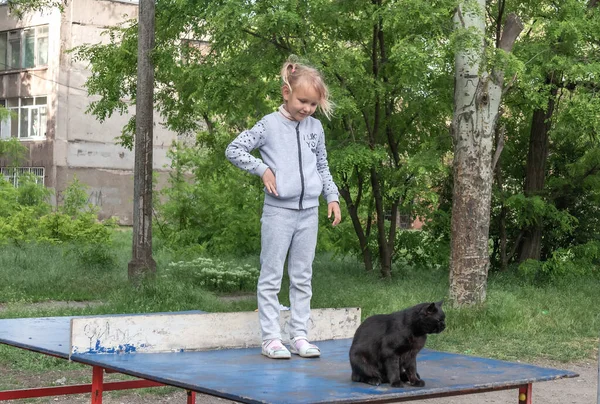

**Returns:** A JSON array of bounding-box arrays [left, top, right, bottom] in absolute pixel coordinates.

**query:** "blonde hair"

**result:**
[[280, 56, 333, 119]]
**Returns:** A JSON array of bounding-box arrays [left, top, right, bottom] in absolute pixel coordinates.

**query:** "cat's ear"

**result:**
[[425, 302, 437, 314]]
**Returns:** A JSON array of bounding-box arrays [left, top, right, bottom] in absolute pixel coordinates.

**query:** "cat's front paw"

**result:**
[[367, 378, 382, 386], [411, 379, 425, 387], [390, 380, 405, 388]]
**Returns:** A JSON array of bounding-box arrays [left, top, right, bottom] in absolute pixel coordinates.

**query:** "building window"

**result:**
[[0, 25, 48, 71], [0, 97, 48, 139], [0, 166, 45, 187], [399, 214, 412, 229]]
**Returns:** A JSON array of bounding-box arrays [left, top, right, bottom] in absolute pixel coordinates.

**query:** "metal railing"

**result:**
[[0, 166, 45, 187]]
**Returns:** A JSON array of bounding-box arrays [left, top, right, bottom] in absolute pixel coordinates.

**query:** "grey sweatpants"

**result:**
[[258, 204, 318, 341]]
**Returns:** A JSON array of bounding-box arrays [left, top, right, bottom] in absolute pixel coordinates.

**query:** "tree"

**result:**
[[69, 0, 600, 283], [74, 0, 455, 278], [487, 0, 600, 272], [516, 0, 599, 262], [0, 138, 27, 166], [4, 0, 65, 18], [127, 0, 156, 282], [449, 1, 522, 306]]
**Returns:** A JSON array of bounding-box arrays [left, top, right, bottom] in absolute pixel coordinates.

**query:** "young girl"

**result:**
[[225, 57, 341, 359]]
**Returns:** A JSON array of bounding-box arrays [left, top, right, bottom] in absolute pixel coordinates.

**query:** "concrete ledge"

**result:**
[[70, 308, 361, 355]]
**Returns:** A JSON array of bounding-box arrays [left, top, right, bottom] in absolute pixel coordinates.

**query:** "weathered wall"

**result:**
[[56, 0, 176, 224], [55, 166, 170, 223], [58, 0, 176, 165]]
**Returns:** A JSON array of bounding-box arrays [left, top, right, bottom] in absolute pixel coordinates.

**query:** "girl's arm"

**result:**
[[225, 119, 269, 178], [315, 125, 340, 204]]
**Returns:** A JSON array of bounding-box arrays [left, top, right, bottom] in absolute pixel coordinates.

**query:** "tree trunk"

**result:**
[[128, 0, 157, 283], [449, 5, 522, 306], [494, 125, 509, 271], [333, 1, 402, 277], [339, 184, 374, 272], [518, 75, 558, 262], [371, 167, 392, 278], [495, 153, 510, 271]]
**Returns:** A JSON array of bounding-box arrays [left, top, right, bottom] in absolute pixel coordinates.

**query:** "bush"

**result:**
[[66, 242, 116, 271], [393, 229, 450, 270], [166, 257, 259, 293], [61, 176, 95, 217], [0, 175, 118, 270], [518, 240, 600, 282], [37, 212, 117, 244], [153, 138, 263, 256], [41, 212, 118, 270]]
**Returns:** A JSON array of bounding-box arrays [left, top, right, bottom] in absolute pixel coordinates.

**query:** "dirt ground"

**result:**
[[1, 359, 596, 404]]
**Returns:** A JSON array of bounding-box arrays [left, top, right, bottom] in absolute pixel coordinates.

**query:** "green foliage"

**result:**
[[544, 108, 600, 251], [15, 173, 53, 216], [166, 257, 259, 293], [0, 138, 27, 164], [487, 0, 600, 271], [37, 212, 117, 243], [518, 241, 600, 282], [505, 194, 577, 232], [73, 0, 456, 275], [332, 144, 387, 178], [70, 0, 599, 278], [0, 207, 40, 245], [153, 134, 263, 256], [0, 174, 50, 220], [0, 175, 52, 245], [0, 179, 19, 218], [61, 176, 96, 217], [66, 241, 117, 272], [0, 175, 117, 270], [3, 0, 65, 19], [393, 229, 450, 270], [0, 210, 118, 270]]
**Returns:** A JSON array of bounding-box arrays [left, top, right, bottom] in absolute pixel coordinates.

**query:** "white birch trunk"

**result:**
[[449, 0, 503, 306]]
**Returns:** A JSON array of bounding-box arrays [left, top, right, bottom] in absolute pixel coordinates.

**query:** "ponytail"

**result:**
[[280, 56, 334, 119]]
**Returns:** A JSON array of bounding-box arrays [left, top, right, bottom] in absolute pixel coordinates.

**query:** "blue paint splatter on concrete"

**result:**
[[81, 340, 147, 354]]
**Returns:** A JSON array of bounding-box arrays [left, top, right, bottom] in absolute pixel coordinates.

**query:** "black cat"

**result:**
[[349, 301, 446, 387]]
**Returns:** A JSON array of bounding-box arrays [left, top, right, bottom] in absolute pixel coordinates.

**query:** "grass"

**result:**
[[0, 231, 598, 378], [309, 255, 599, 362]]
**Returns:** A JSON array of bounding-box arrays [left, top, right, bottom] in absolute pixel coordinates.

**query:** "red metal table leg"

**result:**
[[518, 384, 532, 404], [187, 390, 196, 403], [91, 366, 104, 404]]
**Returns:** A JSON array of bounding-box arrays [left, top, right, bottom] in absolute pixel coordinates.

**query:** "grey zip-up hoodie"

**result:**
[[225, 111, 339, 210]]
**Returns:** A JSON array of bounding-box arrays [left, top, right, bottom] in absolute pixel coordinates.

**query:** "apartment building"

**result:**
[[0, 0, 176, 224]]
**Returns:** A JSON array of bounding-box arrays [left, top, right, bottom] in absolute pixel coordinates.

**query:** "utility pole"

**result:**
[[128, 0, 156, 283]]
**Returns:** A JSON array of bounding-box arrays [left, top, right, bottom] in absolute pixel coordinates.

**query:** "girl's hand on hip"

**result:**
[[328, 201, 342, 226], [262, 168, 278, 196]]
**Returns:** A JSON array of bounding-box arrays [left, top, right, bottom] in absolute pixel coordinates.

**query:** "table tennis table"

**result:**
[[0, 312, 578, 403]]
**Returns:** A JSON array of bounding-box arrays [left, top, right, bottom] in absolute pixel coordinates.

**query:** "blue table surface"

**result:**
[[0, 315, 579, 404]]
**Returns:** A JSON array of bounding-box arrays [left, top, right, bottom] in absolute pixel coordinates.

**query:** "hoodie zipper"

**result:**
[[295, 122, 305, 210]]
